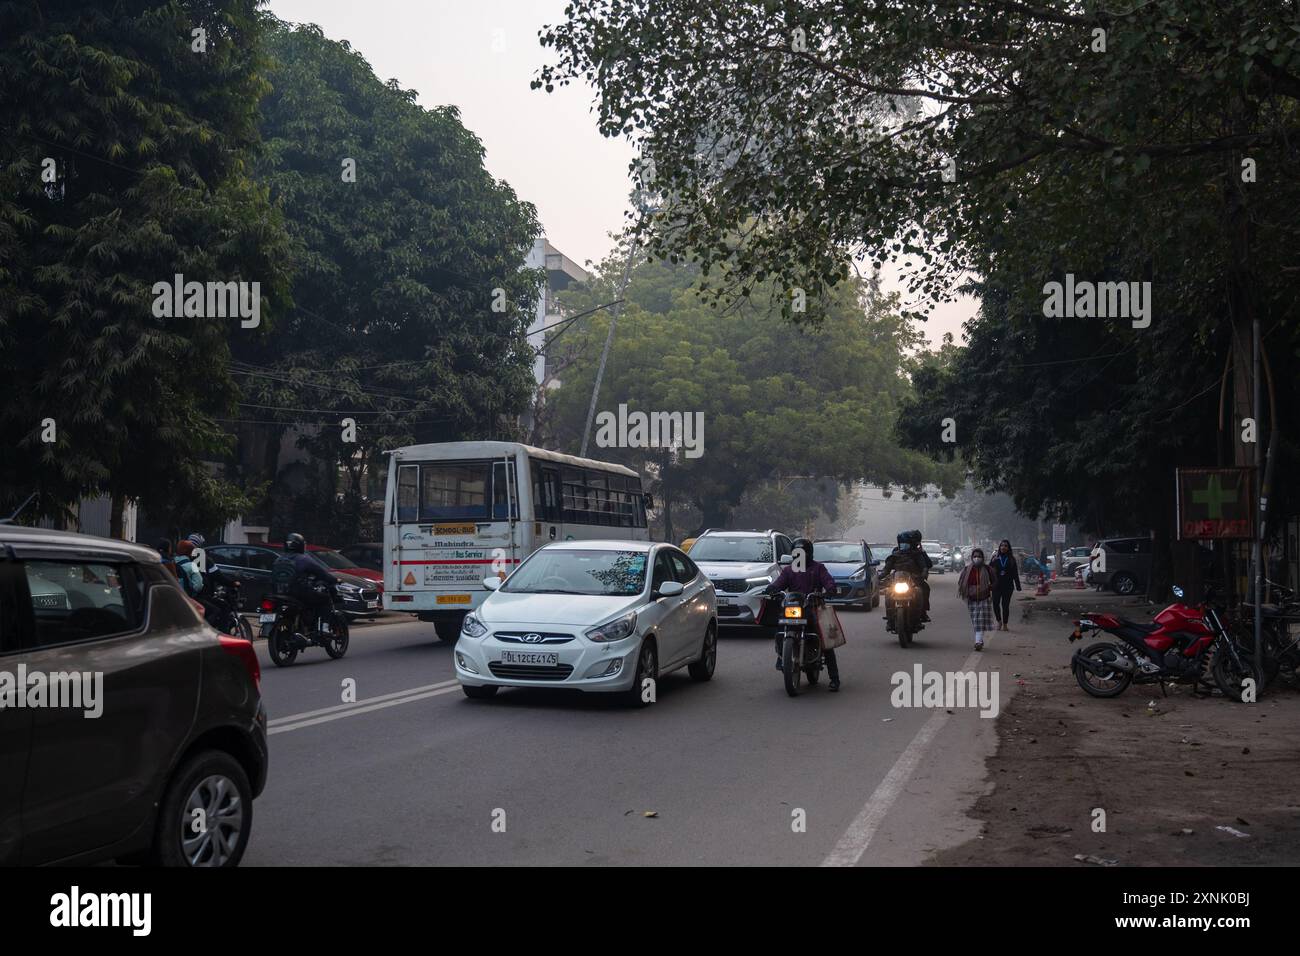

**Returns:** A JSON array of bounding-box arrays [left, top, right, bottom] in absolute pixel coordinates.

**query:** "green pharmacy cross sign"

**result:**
[[1176, 468, 1255, 540]]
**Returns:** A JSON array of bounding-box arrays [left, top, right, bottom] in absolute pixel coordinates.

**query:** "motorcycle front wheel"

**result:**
[[782, 637, 802, 697], [1072, 642, 1131, 697], [324, 613, 350, 659], [236, 614, 254, 644], [1212, 644, 1257, 702], [897, 613, 912, 648]]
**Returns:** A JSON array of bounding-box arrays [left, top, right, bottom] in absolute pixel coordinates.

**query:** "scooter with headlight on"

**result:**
[[882, 569, 924, 648]]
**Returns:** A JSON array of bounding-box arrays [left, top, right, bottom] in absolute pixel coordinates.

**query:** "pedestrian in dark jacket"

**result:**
[[991, 539, 1021, 631]]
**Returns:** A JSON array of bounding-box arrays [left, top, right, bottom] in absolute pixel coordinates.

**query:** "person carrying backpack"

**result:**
[[270, 532, 339, 632], [174, 539, 205, 599], [957, 547, 997, 651]]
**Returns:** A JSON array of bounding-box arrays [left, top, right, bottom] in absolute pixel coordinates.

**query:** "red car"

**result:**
[[266, 543, 384, 590]]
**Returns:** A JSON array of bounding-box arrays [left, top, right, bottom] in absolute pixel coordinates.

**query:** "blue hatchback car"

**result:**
[[813, 540, 879, 610]]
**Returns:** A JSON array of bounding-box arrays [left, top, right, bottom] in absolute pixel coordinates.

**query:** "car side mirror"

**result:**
[[656, 580, 684, 597], [482, 577, 501, 591], [779, 554, 793, 566]]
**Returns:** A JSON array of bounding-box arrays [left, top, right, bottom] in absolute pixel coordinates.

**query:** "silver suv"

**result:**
[[687, 529, 792, 627]]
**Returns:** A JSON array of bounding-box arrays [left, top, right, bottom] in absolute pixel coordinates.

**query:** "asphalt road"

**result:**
[[243, 579, 1019, 866]]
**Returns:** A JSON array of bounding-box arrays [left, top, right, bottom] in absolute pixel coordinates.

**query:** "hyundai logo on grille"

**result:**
[[521, 632, 544, 644]]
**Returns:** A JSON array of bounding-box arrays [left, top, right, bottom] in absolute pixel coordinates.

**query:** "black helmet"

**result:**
[[792, 537, 814, 561], [286, 532, 306, 554], [906, 529, 923, 546], [896, 530, 909, 545]]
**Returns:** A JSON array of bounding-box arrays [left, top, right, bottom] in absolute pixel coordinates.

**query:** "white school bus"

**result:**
[[382, 441, 651, 640]]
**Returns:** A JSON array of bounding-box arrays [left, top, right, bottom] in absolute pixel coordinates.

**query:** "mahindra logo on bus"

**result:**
[[521, 633, 544, 644]]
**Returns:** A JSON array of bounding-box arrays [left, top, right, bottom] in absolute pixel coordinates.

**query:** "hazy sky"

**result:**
[[267, 0, 976, 345]]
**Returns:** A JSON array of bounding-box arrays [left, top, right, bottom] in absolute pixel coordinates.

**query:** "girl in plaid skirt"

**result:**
[[957, 547, 997, 651]]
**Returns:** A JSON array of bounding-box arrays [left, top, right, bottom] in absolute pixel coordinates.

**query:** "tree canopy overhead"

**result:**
[[538, 1, 1300, 323]]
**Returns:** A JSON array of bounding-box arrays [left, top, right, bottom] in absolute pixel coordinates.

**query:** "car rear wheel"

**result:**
[[1110, 572, 1137, 595], [151, 750, 252, 867]]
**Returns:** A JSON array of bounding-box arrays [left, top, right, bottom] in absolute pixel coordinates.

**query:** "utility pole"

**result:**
[[1252, 318, 1262, 679], [579, 240, 637, 458]]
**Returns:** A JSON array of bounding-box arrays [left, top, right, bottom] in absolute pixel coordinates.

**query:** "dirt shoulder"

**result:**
[[928, 586, 1300, 866]]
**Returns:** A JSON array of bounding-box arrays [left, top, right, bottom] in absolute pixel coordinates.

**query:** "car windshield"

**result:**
[[688, 535, 773, 563], [870, 545, 894, 561], [502, 549, 647, 596], [816, 543, 863, 563]]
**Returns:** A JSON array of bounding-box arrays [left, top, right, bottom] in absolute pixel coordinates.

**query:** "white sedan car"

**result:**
[[453, 540, 717, 706]]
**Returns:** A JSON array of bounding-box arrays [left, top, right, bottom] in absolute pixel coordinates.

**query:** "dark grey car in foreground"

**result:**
[[0, 526, 267, 866]]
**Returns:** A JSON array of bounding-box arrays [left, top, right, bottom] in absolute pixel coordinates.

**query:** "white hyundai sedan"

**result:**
[[453, 540, 717, 706]]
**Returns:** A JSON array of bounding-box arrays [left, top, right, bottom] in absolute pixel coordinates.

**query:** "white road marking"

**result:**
[[269, 680, 462, 734], [821, 650, 982, 867]]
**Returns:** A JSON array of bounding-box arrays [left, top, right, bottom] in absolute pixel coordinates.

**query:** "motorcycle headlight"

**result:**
[[586, 611, 637, 643], [745, 576, 773, 591], [893, 581, 910, 594], [460, 613, 487, 638]]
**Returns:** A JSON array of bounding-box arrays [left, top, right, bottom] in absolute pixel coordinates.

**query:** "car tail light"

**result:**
[[220, 635, 261, 692], [260, 598, 276, 613]]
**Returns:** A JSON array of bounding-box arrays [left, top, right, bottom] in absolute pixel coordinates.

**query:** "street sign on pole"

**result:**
[[1051, 523, 1066, 544], [1175, 467, 1255, 539]]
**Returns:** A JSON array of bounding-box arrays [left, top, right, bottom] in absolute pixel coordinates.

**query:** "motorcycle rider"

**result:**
[[173, 539, 205, 599], [763, 537, 841, 692], [186, 531, 240, 626], [270, 532, 340, 633], [881, 529, 931, 621]]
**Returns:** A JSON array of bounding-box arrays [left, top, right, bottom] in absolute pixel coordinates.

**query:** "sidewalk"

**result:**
[[927, 589, 1300, 866]]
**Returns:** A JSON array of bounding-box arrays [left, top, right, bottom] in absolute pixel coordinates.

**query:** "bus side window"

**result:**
[[492, 460, 518, 521], [396, 465, 419, 522]]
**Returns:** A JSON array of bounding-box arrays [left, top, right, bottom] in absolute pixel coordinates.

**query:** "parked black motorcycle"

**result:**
[[882, 569, 925, 648], [259, 584, 349, 667], [776, 590, 825, 697], [203, 579, 253, 643]]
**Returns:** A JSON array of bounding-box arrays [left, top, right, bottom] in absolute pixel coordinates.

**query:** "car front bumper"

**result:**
[[454, 629, 642, 693], [826, 580, 872, 605], [711, 590, 766, 626]]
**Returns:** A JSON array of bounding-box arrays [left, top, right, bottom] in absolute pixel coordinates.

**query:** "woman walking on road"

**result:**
[[991, 539, 1021, 631], [957, 547, 997, 651]]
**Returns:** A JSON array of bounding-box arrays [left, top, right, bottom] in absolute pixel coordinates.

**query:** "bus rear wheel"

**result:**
[[434, 619, 461, 643]]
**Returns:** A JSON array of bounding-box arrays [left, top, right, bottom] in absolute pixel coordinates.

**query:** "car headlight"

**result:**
[[337, 582, 360, 593], [850, 567, 867, 581], [745, 576, 773, 591], [460, 613, 487, 638], [586, 611, 637, 643], [893, 581, 910, 594]]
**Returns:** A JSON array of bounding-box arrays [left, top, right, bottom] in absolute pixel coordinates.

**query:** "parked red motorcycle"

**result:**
[[1068, 586, 1256, 701]]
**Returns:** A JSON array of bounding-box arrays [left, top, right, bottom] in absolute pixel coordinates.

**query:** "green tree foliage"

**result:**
[[539, 1, 1300, 594], [0, 0, 292, 532], [541, 254, 954, 536], [242, 21, 543, 541]]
